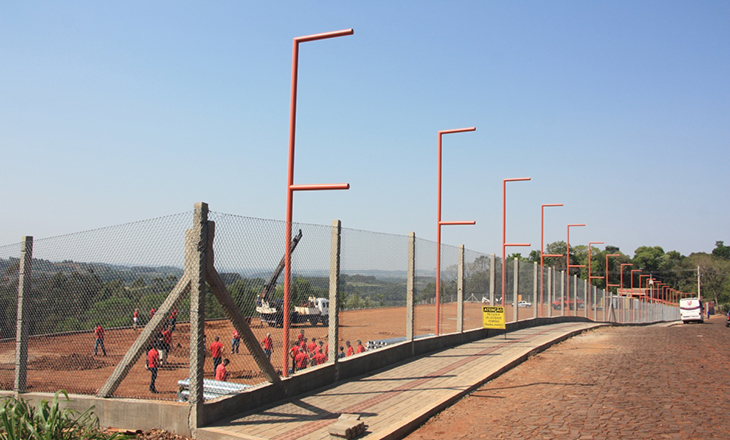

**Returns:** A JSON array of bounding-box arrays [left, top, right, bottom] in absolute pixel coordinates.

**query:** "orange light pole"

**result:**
[[566, 224, 585, 315], [587, 241, 604, 320], [630, 269, 641, 322], [605, 254, 621, 292], [502, 178, 532, 307], [639, 274, 650, 303], [605, 253, 621, 321], [618, 262, 633, 322], [435, 127, 476, 335], [540, 203, 563, 317], [283, 28, 354, 377]]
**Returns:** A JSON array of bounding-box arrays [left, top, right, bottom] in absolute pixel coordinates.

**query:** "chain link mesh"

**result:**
[[0, 209, 642, 401]]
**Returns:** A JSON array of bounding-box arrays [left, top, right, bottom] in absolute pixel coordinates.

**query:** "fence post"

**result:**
[[513, 258, 519, 323], [457, 245, 464, 333], [560, 271, 565, 317], [547, 267, 553, 318], [489, 253, 496, 305], [584, 279, 588, 318], [329, 220, 342, 376], [14, 236, 32, 395], [406, 233, 415, 344], [533, 262, 538, 319], [187, 202, 209, 432]]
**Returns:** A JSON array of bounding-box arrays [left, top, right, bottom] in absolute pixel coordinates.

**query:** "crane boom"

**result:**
[[257, 229, 303, 304]]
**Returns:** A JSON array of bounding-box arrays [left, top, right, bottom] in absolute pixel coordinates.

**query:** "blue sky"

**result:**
[[1, 1, 728, 257]]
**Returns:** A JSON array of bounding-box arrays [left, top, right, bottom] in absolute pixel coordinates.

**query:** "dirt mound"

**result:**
[[29, 354, 110, 371]]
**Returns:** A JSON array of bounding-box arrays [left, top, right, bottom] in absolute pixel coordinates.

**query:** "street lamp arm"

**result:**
[[439, 127, 476, 135], [290, 183, 350, 191], [295, 29, 354, 43]]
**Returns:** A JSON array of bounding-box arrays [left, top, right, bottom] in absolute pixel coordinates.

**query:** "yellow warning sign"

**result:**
[[482, 306, 505, 329]]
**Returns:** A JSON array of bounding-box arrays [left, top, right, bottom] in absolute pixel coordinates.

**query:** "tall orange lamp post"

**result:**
[[566, 224, 586, 315], [435, 127, 476, 334], [283, 29, 354, 376], [587, 241, 604, 320], [502, 178, 532, 307], [540, 203, 563, 317]]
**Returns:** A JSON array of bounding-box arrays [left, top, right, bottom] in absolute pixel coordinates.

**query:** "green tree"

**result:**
[[712, 241, 730, 260]]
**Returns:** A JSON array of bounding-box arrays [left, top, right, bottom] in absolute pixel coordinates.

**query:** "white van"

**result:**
[[679, 298, 704, 324]]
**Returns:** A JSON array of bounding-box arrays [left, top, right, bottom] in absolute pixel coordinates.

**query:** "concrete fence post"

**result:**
[[513, 258, 519, 323], [560, 271, 565, 317], [533, 262, 538, 319], [573, 275, 578, 317], [547, 267, 553, 318], [584, 279, 588, 318], [457, 244, 464, 334], [187, 202, 209, 432], [14, 236, 32, 395], [406, 232, 415, 345], [489, 253, 496, 305], [329, 220, 342, 375]]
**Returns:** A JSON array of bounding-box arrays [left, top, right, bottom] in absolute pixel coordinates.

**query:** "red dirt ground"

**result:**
[[0, 303, 572, 400]]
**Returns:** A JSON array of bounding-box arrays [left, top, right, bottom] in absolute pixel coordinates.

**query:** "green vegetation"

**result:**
[[0, 390, 126, 440]]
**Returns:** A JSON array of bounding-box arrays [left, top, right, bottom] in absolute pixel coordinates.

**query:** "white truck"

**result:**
[[679, 298, 704, 324]]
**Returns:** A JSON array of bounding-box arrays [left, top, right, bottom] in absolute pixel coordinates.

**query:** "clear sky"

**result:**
[[1, 1, 728, 258]]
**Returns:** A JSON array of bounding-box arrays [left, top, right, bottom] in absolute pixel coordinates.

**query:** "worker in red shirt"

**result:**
[[297, 329, 305, 345], [356, 340, 366, 354], [307, 337, 318, 354], [345, 340, 354, 357], [261, 333, 273, 360], [323, 341, 329, 357], [313, 350, 327, 365], [147, 345, 160, 393], [210, 336, 224, 376], [133, 309, 139, 330], [289, 342, 299, 373], [294, 347, 309, 372], [169, 308, 178, 331], [232, 329, 241, 354], [93, 324, 106, 356], [160, 327, 173, 365], [150, 308, 156, 321], [215, 358, 230, 381]]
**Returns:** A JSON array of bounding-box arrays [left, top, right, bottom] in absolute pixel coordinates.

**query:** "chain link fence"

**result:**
[[0, 208, 665, 402]]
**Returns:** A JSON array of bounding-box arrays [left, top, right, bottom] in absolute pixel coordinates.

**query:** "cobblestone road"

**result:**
[[406, 316, 730, 440]]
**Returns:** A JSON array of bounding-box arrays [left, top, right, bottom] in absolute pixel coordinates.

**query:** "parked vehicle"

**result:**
[[517, 300, 532, 308], [679, 298, 704, 324]]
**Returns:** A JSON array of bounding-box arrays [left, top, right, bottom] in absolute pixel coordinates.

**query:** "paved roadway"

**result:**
[[196, 321, 603, 440], [406, 315, 730, 440]]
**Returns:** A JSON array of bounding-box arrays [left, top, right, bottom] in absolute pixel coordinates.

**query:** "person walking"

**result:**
[[356, 340, 366, 354], [133, 308, 139, 330], [231, 329, 240, 354], [345, 340, 354, 357], [210, 336, 224, 376], [93, 324, 107, 356], [147, 344, 160, 393], [261, 332, 273, 360]]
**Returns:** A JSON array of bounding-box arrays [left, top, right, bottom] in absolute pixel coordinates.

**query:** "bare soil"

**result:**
[[0, 302, 546, 400]]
